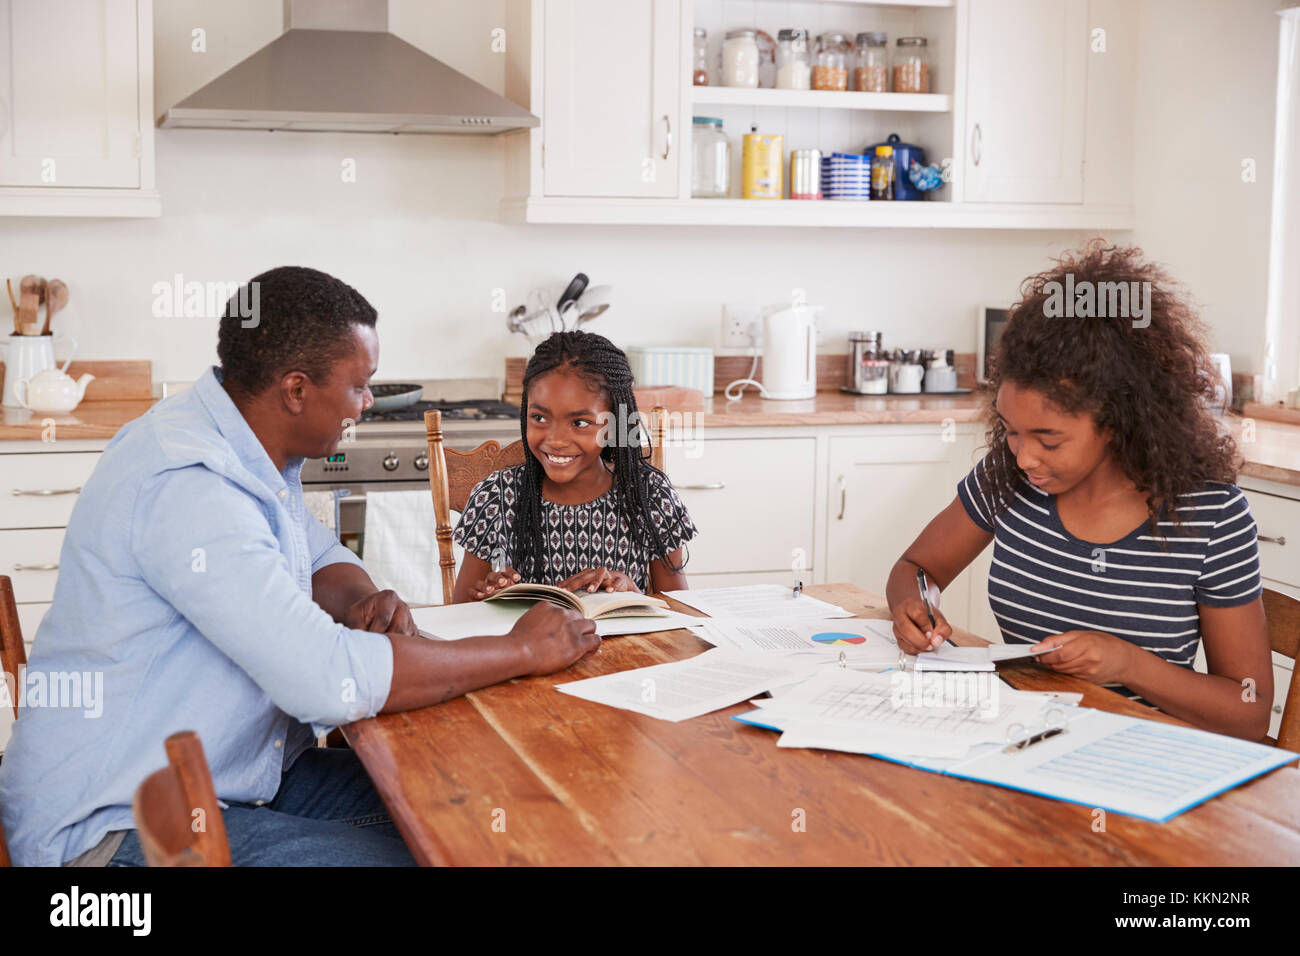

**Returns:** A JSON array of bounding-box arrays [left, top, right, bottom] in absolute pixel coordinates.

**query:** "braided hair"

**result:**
[[511, 331, 690, 584]]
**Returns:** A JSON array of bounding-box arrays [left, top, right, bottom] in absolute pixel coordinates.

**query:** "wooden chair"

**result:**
[[131, 730, 231, 867], [0, 576, 26, 869], [425, 405, 669, 605], [1263, 588, 1300, 752]]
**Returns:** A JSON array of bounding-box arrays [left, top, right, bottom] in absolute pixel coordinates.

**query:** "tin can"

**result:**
[[741, 126, 784, 199], [789, 148, 822, 200]]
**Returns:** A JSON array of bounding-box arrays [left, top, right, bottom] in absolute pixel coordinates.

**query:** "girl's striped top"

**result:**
[[956, 455, 1262, 706]]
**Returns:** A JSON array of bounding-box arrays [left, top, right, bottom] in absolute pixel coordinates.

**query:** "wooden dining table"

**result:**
[[343, 583, 1300, 865]]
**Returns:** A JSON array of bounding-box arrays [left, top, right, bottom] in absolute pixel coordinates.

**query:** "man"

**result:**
[[0, 266, 598, 866]]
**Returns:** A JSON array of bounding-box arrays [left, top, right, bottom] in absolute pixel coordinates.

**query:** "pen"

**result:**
[[916, 567, 957, 650]]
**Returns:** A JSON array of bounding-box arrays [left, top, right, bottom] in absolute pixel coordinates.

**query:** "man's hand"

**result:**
[[343, 589, 417, 636], [557, 567, 639, 594], [510, 603, 600, 675]]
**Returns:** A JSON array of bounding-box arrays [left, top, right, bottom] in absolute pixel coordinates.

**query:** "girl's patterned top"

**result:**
[[453, 464, 698, 591]]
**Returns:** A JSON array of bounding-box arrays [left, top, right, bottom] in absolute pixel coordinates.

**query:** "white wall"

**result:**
[[1131, 0, 1284, 375], [0, 0, 1283, 385]]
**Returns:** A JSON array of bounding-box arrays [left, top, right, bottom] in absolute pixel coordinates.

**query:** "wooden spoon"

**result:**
[[6, 279, 18, 334], [42, 279, 68, 335], [18, 275, 41, 334]]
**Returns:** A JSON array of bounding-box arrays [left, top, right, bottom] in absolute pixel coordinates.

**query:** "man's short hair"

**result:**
[[216, 266, 377, 396]]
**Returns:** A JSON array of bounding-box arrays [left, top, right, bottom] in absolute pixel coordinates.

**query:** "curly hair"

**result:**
[[980, 240, 1238, 536], [217, 266, 376, 396]]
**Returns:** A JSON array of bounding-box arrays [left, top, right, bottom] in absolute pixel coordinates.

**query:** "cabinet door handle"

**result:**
[[679, 482, 724, 490], [837, 475, 847, 520], [1259, 534, 1287, 545], [971, 123, 982, 167], [14, 562, 59, 571], [12, 487, 82, 496], [661, 114, 672, 160]]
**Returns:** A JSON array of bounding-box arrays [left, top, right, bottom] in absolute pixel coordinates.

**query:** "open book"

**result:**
[[485, 582, 670, 620]]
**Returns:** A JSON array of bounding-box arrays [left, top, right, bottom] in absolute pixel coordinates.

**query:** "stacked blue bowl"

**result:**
[[821, 152, 871, 201]]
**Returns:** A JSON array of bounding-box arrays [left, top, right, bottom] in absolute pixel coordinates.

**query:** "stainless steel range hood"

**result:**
[[158, 0, 538, 135]]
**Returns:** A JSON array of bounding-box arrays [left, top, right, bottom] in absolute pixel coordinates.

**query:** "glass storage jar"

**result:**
[[692, 117, 731, 198], [893, 36, 930, 93], [693, 27, 709, 86], [775, 28, 811, 90], [852, 32, 889, 92], [812, 33, 849, 91], [722, 29, 760, 88]]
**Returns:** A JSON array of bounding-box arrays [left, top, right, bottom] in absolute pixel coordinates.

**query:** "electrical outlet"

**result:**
[[721, 304, 759, 349], [747, 319, 763, 349]]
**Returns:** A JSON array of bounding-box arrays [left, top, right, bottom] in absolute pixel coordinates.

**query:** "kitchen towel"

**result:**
[[363, 489, 464, 606], [303, 490, 340, 534]]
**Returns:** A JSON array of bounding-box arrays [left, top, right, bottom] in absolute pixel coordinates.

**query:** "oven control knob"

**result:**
[[382, 453, 400, 472], [414, 453, 428, 471]]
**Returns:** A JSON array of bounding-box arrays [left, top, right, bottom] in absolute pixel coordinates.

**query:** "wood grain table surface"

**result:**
[[343, 583, 1300, 866]]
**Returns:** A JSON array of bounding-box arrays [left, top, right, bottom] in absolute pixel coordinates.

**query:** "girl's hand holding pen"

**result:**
[[891, 597, 954, 654]]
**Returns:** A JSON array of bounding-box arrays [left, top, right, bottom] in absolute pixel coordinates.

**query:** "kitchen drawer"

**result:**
[[664, 438, 816, 575], [0, 452, 100, 529], [0, 529, 66, 602], [1245, 490, 1300, 588]]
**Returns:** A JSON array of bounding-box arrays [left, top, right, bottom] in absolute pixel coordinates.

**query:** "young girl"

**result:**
[[452, 330, 697, 603], [887, 242, 1272, 740]]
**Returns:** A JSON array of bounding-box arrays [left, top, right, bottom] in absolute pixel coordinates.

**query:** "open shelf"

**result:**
[[691, 86, 951, 112], [509, 197, 1137, 230]]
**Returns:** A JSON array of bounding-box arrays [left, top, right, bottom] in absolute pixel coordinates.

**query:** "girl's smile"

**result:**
[[526, 366, 615, 504]]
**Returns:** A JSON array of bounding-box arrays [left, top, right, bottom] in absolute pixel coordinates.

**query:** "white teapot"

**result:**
[[15, 367, 95, 414]]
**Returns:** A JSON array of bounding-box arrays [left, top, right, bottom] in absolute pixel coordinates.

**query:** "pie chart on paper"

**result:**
[[810, 632, 867, 646]]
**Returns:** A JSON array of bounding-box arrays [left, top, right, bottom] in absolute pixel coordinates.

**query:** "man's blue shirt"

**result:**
[[0, 367, 394, 866]]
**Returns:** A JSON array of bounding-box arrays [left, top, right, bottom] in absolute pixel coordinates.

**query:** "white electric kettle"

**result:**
[[760, 304, 821, 400]]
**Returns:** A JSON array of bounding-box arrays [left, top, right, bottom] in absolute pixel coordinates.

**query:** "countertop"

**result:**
[[2, 391, 1297, 491], [0, 400, 155, 441], [686, 389, 986, 426]]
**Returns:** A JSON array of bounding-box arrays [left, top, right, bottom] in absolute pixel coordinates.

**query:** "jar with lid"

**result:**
[[775, 29, 811, 90], [812, 33, 849, 91], [691, 117, 731, 198], [893, 37, 930, 93], [693, 28, 709, 86], [722, 29, 759, 88], [871, 144, 895, 200], [852, 32, 889, 92]]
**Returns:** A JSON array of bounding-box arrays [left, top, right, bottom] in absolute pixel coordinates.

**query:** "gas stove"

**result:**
[[360, 398, 520, 425], [300, 378, 521, 486]]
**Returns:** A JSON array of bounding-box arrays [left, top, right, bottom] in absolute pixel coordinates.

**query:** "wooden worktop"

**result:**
[[0, 360, 154, 441], [690, 389, 986, 426], [0, 399, 154, 441]]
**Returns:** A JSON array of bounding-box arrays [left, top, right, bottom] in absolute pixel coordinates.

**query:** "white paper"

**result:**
[[553, 649, 819, 722], [746, 670, 1062, 757], [665, 585, 854, 621], [411, 602, 704, 641], [695, 617, 899, 661]]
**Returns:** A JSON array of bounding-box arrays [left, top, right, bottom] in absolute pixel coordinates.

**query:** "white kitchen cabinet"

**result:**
[[664, 436, 815, 575], [506, 0, 1133, 228], [962, 0, 1086, 203], [540, 0, 680, 197], [1241, 479, 1300, 741], [0, 0, 158, 216], [824, 430, 973, 627]]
